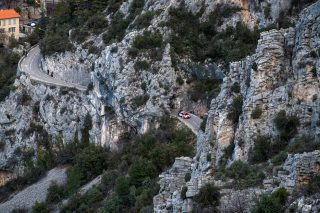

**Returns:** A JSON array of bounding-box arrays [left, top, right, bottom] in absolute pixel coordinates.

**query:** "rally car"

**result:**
[[178, 111, 191, 119]]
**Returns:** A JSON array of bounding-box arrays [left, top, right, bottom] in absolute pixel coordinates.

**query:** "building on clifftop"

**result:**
[[0, 9, 20, 40]]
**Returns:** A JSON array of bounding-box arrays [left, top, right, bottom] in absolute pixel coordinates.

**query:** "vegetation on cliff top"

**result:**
[[0, 114, 196, 212], [0, 44, 20, 102]]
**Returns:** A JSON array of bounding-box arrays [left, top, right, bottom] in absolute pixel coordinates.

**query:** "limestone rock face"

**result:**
[[42, 48, 93, 86], [271, 150, 320, 192], [207, 0, 320, 167], [153, 157, 193, 213], [37, 0, 299, 152], [0, 75, 96, 174], [290, 194, 320, 213], [218, 188, 263, 213], [0, 0, 318, 211], [153, 1, 320, 212]]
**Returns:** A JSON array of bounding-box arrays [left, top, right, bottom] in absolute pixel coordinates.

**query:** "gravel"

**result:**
[[0, 167, 67, 213]]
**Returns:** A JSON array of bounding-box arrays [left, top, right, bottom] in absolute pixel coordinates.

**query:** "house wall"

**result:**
[[0, 17, 20, 39]]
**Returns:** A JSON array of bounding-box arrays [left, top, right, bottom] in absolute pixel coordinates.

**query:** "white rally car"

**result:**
[[178, 111, 191, 119]]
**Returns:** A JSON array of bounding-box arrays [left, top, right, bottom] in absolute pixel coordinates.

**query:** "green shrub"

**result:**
[[311, 67, 317, 77], [231, 82, 240, 93], [102, 11, 128, 45], [7, 52, 20, 65], [134, 11, 154, 29], [86, 15, 108, 34], [8, 36, 18, 49], [272, 187, 288, 205], [167, 3, 256, 63], [200, 116, 207, 132], [306, 176, 320, 194], [190, 79, 221, 103], [134, 60, 150, 71], [101, 170, 119, 189], [249, 135, 271, 163], [206, 153, 212, 162], [86, 83, 94, 92], [312, 94, 317, 102], [76, 145, 109, 181], [225, 161, 265, 188], [227, 96, 243, 123], [128, 47, 139, 58], [115, 177, 131, 197], [5, 129, 15, 136], [12, 208, 27, 213], [264, 4, 272, 18], [70, 29, 88, 44], [0, 141, 5, 151], [176, 76, 184, 85], [32, 202, 49, 213], [298, 62, 306, 68], [129, 158, 157, 187], [133, 94, 149, 108], [246, 77, 251, 87], [180, 186, 188, 200], [66, 167, 82, 196], [252, 188, 288, 213], [86, 187, 103, 205], [194, 184, 220, 207], [132, 30, 162, 50], [251, 195, 283, 213], [252, 62, 258, 71], [88, 45, 100, 55], [251, 107, 262, 119], [274, 110, 299, 141], [141, 82, 147, 91], [111, 46, 118, 53], [220, 141, 235, 166], [41, 33, 74, 56], [184, 172, 191, 182], [46, 182, 65, 203], [271, 151, 288, 165], [286, 135, 320, 154], [310, 50, 318, 58], [120, 97, 125, 104]]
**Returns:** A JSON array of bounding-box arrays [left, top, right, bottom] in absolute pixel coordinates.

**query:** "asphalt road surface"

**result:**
[[176, 113, 202, 134], [19, 46, 87, 91]]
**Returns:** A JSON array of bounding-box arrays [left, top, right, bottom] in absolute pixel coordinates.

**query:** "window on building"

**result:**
[[8, 19, 11, 25], [1, 20, 5, 26], [13, 18, 16, 25], [8, 27, 15, 33]]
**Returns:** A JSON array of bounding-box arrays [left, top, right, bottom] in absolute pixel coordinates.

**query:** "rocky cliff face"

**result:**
[[0, 75, 97, 178], [153, 1, 320, 212], [40, 0, 299, 151], [208, 0, 320, 167], [1, 0, 319, 211]]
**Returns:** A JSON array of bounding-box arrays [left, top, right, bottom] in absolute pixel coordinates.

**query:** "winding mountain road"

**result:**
[[19, 45, 87, 91], [19, 46, 202, 133]]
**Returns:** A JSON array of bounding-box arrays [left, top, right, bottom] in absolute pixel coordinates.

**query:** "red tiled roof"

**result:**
[[0, 9, 20, 20]]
